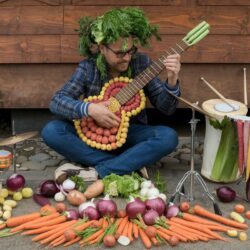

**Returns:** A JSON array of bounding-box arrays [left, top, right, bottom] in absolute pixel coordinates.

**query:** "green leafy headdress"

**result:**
[[77, 7, 161, 79]]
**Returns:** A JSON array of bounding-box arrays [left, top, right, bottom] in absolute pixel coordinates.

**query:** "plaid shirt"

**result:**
[[50, 52, 180, 124]]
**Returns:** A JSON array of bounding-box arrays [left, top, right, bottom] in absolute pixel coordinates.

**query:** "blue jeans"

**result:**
[[41, 120, 178, 178]]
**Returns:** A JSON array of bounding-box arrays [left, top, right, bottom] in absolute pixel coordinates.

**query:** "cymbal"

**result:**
[[0, 131, 38, 146]]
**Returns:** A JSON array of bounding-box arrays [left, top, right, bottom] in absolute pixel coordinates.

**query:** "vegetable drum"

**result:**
[[0, 150, 12, 169], [201, 99, 247, 183]]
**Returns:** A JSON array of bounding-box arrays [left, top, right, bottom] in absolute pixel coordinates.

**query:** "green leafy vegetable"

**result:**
[[70, 175, 86, 193], [154, 170, 167, 193], [103, 172, 143, 198]]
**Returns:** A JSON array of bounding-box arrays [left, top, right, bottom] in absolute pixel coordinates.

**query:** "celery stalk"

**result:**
[[211, 118, 238, 182]]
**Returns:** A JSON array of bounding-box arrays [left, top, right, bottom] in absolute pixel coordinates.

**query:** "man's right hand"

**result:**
[[88, 102, 120, 128]]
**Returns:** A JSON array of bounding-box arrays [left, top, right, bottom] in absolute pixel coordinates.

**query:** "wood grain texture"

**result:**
[[0, 6, 63, 34], [64, 6, 250, 35], [0, 64, 249, 108], [72, 0, 186, 6], [0, 0, 61, 6], [198, 0, 250, 6]]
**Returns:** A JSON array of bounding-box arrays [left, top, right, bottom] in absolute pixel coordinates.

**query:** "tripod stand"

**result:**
[[169, 106, 222, 215]]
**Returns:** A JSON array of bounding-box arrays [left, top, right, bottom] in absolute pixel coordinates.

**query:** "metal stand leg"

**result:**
[[169, 107, 222, 215], [12, 119, 17, 173]]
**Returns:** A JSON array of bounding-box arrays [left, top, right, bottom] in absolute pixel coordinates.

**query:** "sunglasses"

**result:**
[[105, 45, 137, 58]]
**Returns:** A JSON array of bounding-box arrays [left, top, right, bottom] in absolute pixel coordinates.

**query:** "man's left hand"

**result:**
[[163, 54, 181, 87]]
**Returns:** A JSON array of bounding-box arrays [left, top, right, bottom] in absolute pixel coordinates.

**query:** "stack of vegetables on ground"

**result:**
[[0, 174, 33, 223], [0, 191, 249, 248]]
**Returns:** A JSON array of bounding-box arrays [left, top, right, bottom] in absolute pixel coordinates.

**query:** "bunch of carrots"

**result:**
[[0, 203, 248, 248]]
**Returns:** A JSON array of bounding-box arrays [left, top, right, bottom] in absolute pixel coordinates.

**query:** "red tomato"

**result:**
[[179, 202, 190, 212], [103, 129, 111, 137], [245, 211, 250, 219], [109, 135, 116, 143], [96, 127, 104, 135], [91, 133, 97, 141], [96, 135, 103, 143], [86, 131, 92, 138], [101, 136, 109, 144]]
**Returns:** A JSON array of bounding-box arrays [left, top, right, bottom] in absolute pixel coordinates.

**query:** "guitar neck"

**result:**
[[115, 39, 189, 105]]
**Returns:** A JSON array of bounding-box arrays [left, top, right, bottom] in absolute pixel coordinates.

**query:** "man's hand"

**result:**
[[163, 54, 181, 87], [88, 101, 120, 128]]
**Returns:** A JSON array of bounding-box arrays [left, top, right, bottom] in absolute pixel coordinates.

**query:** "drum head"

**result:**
[[214, 103, 240, 113]]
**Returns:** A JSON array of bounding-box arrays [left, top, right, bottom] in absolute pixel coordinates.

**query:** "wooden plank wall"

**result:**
[[0, 0, 250, 108]]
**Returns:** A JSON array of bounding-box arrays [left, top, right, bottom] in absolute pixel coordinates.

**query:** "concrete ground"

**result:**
[[0, 142, 250, 249]]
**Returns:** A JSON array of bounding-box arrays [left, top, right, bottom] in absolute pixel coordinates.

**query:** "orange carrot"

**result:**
[[158, 227, 187, 242], [63, 236, 81, 247], [133, 222, 139, 239], [11, 212, 60, 233], [80, 228, 104, 245], [171, 217, 228, 241], [156, 229, 170, 242], [6, 212, 41, 228], [116, 216, 128, 235], [40, 204, 56, 214], [102, 218, 109, 229], [139, 228, 152, 249], [121, 221, 129, 237], [127, 221, 133, 241], [28, 215, 67, 229], [21, 224, 59, 235], [193, 205, 248, 230], [31, 220, 76, 241], [87, 231, 105, 245], [50, 235, 66, 247], [151, 237, 159, 246], [74, 220, 94, 231], [169, 220, 213, 239], [181, 212, 223, 226], [169, 225, 198, 241]]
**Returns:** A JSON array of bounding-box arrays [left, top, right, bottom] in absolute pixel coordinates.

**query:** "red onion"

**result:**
[[125, 196, 146, 219], [143, 209, 159, 225], [33, 194, 51, 206], [145, 197, 166, 216], [79, 199, 100, 220], [6, 174, 25, 191], [66, 209, 79, 220], [216, 186, 237, 203], [38, 180, 59, 198], [96, 195, 117, 217], [165, 203, 179, 218]]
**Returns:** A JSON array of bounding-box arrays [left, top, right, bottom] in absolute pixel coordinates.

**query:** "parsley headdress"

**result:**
[[77, 7, 161, 79]]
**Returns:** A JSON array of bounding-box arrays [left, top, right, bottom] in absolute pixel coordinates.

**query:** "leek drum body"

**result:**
[[201, 99, 247, 183]]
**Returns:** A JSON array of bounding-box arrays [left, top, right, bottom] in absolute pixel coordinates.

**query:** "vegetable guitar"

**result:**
[[74, 21, 210, 151]]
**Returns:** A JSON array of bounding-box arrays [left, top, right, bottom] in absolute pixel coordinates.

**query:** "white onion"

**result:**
[[62, 179, 75, 191], [147, 187, 160, 198]]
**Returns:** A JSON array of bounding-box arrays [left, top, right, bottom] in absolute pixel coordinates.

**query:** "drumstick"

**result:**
[[243, 68, 248, 105], [167, 90, 216, 119], [200, 77, 237, 111]]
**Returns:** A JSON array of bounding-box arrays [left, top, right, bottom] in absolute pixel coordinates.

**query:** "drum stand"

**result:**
[[169, 106, 222, 215]]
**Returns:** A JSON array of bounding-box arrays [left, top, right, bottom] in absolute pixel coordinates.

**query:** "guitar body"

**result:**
[[74, 76, 146, 151]]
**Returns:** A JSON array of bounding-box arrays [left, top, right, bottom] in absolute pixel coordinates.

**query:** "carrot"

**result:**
[[40, 204, 57, 214], [102, 218, 109, 229], [127, 222, 133, 241], [74, 220, 94, 231], [167, 220, 212, 240], [181, 212, 223, 226], [21, 224, 59, 235], [80, 228, 104, 245], [63, 236, 81, 247], [121, 221, 129, 237], [83, 179, 104, 199], [170, 217, 228, 241], [11, 212, 60, 233], [132, 222, 139, 239], [31, 220, 76, 241], [87, 231, 105, 246], [28, 215, 67, 229], [169, 224, 198, 241], [50, 235, 65, 247], [155, 229, 170, 242], [158, 227, 187, 242], [139, 228, 152, 249], [116, 216, 128, 236], [0, 223, 6, 230], [6, 212, 41, 228], [193, 205, 248, 230], [151, 237, 159, 246]]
